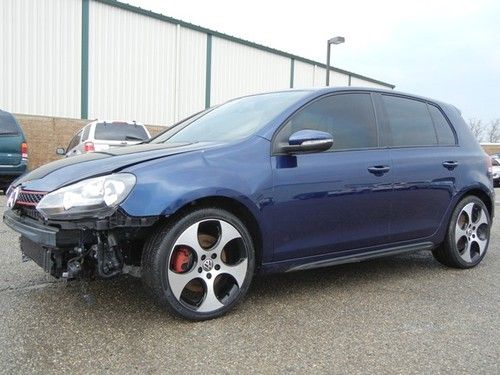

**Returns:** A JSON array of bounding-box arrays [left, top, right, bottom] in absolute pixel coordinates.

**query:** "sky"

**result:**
[[127, 0, 500, 123]]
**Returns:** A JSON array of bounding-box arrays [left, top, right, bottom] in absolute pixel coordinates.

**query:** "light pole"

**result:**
[[326, 36, 345, 86]]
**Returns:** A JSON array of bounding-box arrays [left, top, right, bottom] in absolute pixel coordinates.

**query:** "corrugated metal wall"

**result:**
[[88, 0, 178, 125], [0, 0, 81, 118], [0, 0, 394, 126], [211, 37, 290, 105]]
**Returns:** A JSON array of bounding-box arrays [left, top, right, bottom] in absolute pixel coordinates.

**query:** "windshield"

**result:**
[[0, 110, 21, 135], [151, 91, 310, 144]]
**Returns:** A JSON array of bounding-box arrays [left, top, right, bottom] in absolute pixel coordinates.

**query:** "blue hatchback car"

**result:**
[[3, 88, 495, 320]]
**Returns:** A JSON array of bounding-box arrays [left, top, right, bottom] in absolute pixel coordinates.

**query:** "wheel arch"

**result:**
[[458, 187, 494, 219], [160, 195, 264, 269]]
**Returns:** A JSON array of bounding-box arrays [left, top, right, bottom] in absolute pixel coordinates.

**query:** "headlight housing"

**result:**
[[36, 173, 136, 220]]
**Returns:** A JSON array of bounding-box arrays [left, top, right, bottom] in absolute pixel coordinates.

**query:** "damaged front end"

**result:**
[[4, 185, 158, 280]]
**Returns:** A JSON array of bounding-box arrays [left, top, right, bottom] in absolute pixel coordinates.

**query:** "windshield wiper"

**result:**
[[125, 135, 146, 141], [0, 131, 18, 135]]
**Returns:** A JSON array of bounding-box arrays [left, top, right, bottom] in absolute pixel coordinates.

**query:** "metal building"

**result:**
[[0, 0, 395, 126]]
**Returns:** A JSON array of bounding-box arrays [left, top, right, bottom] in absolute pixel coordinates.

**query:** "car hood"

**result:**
[[16, 142, 219, 192]]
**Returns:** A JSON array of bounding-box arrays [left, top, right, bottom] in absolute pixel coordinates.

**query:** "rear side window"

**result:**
[[493, 158, 500, 166], [428, 105, 456, 145], [278, 93, 378, 151], [82, 125, 91, 141], [382, 95, 437, 147], [94, 123, 149, 141], [67, 130, 83, 151], [0, 110, 20, 135]]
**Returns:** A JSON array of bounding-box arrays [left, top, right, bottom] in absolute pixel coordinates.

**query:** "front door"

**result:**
[[270, 92, 393, 261]]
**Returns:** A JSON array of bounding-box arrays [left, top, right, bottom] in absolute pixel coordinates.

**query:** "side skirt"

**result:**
[[263, 242, 435, 273]]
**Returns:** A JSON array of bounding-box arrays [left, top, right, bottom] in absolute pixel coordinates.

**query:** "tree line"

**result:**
[[468, 119, 500, 143]]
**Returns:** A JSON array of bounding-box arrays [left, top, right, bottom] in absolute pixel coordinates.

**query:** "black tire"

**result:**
[[432, 195, 491, 268], [141, 207, 255, 320]]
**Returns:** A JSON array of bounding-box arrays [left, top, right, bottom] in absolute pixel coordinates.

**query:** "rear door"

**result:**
[[379, 94, 459, 242], [0, 111, 23, 166], [270, 93, 393, 260]]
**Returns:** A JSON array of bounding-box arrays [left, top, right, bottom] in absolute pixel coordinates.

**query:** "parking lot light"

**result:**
[[326, 36, 345, 86]]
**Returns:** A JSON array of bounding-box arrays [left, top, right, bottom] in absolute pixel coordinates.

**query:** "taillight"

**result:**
[[486, 155, 493, 177], [84, 142, 95, 152], [21, 142, 28, 159]]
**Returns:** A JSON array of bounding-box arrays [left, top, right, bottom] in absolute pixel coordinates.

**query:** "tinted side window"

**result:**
[[428, 105, 456, 145], [382, 95, 437, 147], [67, 130, 82, 151], [278, 93, 378, 151], [82, 125, 91, 141]]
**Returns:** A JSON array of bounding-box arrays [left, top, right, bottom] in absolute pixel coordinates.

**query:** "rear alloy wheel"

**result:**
[[432, 196, 491, 268], [142, 208, 255, 320]]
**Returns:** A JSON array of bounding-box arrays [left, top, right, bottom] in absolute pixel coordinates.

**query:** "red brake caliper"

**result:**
[[171, 247, 193, 273]]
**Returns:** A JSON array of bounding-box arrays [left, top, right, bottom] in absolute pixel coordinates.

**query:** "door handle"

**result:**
[[368, 165, 391, 175], [442, 161, 458, 170]]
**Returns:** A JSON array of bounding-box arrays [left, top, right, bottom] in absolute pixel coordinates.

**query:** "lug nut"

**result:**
[[198, 267, 202, 273], [207, 273, 212, 279], [201, 255, 206, 260], [215, 264, 220, 271], [211, 253, 217, 259]]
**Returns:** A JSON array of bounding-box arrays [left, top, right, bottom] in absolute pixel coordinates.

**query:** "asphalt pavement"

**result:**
[[0, 193, 499, 374]]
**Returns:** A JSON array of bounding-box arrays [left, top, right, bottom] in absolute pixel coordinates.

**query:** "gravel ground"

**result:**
[[0, 192, 499, 374]]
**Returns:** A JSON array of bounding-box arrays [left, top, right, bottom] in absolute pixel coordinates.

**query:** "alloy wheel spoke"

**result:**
[[474, 209, 488, 227], [197, 279, 224, 313], [475, 238, 488, 255], [168, 270, 198, 300], [455, 224, 467, 243], [214, 220, 242, 254], [174, 223, 204, 257], [221, 259, 248, 288], [460, 241, 472, 262], [462, 203, 474, 221]]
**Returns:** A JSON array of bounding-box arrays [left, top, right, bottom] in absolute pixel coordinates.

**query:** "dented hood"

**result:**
[[16, 142, 219, 192]]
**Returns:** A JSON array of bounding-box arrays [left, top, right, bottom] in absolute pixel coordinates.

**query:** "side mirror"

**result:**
[[280, 130, 333, 154], [56, 148, 66, 156]]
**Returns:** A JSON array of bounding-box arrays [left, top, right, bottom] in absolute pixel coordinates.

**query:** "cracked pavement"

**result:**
[[0, 192, 499, 374]]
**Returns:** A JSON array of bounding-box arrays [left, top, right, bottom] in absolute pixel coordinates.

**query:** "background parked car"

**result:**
[[492, 157, 500, 187], [57, 120, 151, 157], [0, 109, 27, 192]]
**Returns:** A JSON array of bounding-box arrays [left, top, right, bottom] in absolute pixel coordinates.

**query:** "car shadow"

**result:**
[[26, 250, 451, 324]]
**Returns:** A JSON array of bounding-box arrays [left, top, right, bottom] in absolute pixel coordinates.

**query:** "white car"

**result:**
[[492, 157, 500, 187], [58, 120, 151, 157]]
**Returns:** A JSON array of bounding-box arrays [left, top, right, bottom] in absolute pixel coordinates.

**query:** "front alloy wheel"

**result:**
[[142, 208, 255, 320]]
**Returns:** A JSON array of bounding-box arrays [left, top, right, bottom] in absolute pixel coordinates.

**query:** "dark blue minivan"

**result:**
[[0, 109, 27, 191], [3, 88, 494, 320]]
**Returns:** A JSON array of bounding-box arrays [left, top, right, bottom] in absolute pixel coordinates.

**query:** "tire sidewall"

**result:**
[[155, 208, 255, 320]]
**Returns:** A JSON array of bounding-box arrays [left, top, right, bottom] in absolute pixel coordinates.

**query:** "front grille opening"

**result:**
[[14, 190, 47, 221], [15, 190, 46, 207]]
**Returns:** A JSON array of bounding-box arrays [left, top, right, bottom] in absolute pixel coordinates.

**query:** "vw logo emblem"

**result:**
[[6, 186, 20, 209], [202, 258, 214, 272]]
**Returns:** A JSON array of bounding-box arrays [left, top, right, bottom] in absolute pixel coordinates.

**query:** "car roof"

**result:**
[[88, 120, 145, 126]]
